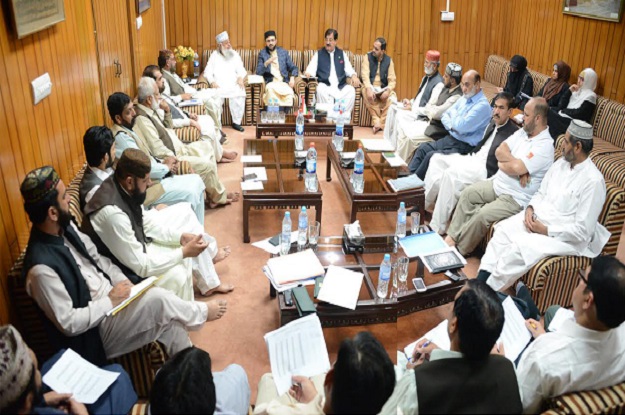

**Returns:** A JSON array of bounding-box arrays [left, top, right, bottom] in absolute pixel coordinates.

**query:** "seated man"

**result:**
[[143, 65, 237, 163], [396, 62, 463, 162], [203, 31, 247, 132], [82, 149, 234, 299], [445, 97, 553, 257], [150, 347, 250, 414], [20, 166, 226, 365], [478, 120, 610, 291], [107, 94, 208, 223], [158, 49, 225, 139], [134, 77, 239, 208], [81, 127, 232, 293], [256, 30, 298, 107], [384, 50, 444, 147], [304, 28, 361, 118], [425, 92, 519, 234], [408, 69, 492, 179], [381, 280, 522, 414], [514, 257, 625, 413], [361, 37, 397, 134], [254, 332, 395, 414], [0, 324, 136, 415]]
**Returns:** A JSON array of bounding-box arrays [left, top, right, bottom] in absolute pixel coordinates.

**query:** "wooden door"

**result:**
[[92, 0, 135, 123]]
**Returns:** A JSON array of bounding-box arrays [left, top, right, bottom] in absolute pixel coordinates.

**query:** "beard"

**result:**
[[131, 179, 147, 205], [57, 206, 73, 230], [221, 48, 235, 59], [563, 148, 575, 163], [523, 119, 536, 135], [464, 87, 477, 99], [424, 66, 435, 76], [121, 117, 136, 129], [105, 153, 115, 169]]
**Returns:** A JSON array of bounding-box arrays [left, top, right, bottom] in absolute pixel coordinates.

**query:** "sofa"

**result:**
[[7, 165, 166, 398], [482, 55, 625, 415]]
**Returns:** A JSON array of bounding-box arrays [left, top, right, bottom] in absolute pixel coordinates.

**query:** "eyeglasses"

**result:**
[[578, 268, 589, 285]]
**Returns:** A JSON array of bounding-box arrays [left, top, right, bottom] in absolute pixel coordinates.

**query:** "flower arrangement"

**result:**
[[173, 45, 195, 62]]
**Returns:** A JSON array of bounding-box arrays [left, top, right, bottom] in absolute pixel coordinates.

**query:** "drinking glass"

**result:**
[[260, 111, 268, 123], [279, 234, 291, 256], [390, 262, 399, 301], [278, 111, 286, 123], [411, 212, 421, 234], [308, 221, 320, 246]]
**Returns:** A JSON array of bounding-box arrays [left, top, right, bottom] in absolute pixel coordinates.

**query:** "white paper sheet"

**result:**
[[243, 167, 267, 181], [247, 74, 264, 84], [360, 138, 395, 151], [42, 349, 120, 404], [262, 265, 316, 292], [241, 155, 263, 163], [547, 308, 575, 332], [383, 152, 407, 167], [499, 297, 532, 361], [265, 314, 331, 396], [317, 265, 363, 310], [399, 231, 448, 258], [241, 181, 264, 191], [252, 233, 298, 255], [267, 249, 325, 284], [187, 79, 198, 85], [403, 319, 451, 358]]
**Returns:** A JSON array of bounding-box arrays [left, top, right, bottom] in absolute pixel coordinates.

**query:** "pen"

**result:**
[[530, 322, 537, 329], [408, 340, 431, 362]]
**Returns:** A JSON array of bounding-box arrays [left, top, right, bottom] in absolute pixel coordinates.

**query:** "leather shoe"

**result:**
[[232, 123, 245, 132], [220, 130, 227, 138], [220, 136, 227, 145]]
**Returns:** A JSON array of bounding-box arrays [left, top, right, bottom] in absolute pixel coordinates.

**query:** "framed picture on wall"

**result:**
[[563, 0, 624, 22], [137, 0, 151, 14], [8, 0, 66, 39]]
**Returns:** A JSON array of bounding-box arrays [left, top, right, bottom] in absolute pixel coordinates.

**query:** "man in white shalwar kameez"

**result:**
[[304, 28, 361, 120], [395, 62, 463, 161], [203, 31, 247, 132], [383, 50, 444, 150], [83, 149, 234, 301], [425, 92, 518, 234], [20, 166, 227, 361], [478, 120, 610, 291]]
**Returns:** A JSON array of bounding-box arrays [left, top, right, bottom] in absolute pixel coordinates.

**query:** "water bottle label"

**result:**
[[194, 61, 199, 67], [336, 125, 344, 136], [354, 161, 364, 174], [299, 218, 307, 228], [380, 269, 390, 281], [399, 213, 406, 224], [296, 124, 304, 135], [306, 159, 317, 174]]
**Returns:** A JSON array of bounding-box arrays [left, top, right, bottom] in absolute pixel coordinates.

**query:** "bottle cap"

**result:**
[[358, 143, 363, 148], [384, 254, 390, 260], [302, 206, 306, 212], [285, 211, 290, 217], [310, 142, 315, 147], [400, 202, 405, 208]]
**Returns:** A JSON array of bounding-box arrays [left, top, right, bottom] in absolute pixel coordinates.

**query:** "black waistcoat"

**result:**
[[367, 52, 391, 88], [317, 47, 347, 90]]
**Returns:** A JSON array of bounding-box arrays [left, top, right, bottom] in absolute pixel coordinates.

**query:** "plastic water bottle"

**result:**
[[295, 110, 305, 151], [298, 207, 308, 248], [281, 211, 292, 254], [333, 111, 344, 151], [193, 53, 200, 77], [377, 254, 392, 300], [333, 98, 339, 120], [305, 143, 318, 192], [352, 143, 365, 193], [396, 202, 407, 238]]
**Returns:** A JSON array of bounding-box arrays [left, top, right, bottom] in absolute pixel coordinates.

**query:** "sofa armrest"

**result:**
[[175, 126, 202, 143], [540, 381, 625, 415]]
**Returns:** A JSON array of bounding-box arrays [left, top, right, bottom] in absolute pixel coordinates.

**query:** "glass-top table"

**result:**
[[326, 140, 425, 222], [255, 107, 354, 139], [241, 138, 323, 243], [273, 233, 466, 327]]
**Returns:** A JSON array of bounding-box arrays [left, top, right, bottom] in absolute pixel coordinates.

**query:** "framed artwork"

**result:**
[[8, 0, 66, 39], [563, 0, 624, 22], [137, 0, 151, 14]]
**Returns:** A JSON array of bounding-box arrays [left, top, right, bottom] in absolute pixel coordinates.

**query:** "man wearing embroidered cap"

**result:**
[[0, 324, 136, 414], [477, 119, 610, 291], [383, 50, 444, 147], [203, 31, 247, 132], [395, 61, 464, 162], [256, 30, 299, 106]]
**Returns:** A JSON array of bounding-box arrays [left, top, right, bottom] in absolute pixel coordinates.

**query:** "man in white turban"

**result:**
[[203, 31, 247, 132]]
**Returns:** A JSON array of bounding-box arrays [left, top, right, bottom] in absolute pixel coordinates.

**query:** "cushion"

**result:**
[[593, 96, 625, 149], [542, 381, 625, 414]]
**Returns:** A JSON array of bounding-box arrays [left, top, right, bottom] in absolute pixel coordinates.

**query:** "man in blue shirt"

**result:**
[[408, 70, 492, 179], [256, 30, 299, 107]]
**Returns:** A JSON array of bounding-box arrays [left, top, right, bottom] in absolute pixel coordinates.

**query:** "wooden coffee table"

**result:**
[[255, 108, 354, 139], [241, 138, 323, 243], [274, 233, 466, 327], [326, 140, 425, 222]]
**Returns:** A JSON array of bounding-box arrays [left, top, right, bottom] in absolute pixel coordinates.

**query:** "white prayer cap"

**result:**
[[567, 119, 593, 140], [216, 31, 229, 43]]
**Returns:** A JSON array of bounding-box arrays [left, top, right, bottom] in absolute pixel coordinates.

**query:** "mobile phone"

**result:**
[[268, 234, 280, 246], [242, 173, 258, 181], [284, 289, 293, 306], [412, 278, 427, 293]]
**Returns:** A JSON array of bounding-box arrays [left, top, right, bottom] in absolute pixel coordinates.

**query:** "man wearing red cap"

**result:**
[[384, 50, 444, 147]]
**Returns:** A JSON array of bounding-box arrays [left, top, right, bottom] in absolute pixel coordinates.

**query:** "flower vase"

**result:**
[[181, 60, 189, 79]]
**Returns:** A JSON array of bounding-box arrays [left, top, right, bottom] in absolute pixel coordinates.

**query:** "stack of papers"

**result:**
[[317, 265, 364, 310], [399, 231, 448, 257], [265, 314, 331, 396], [107, 276, 158, 316], [267, 249, 325, 285], [382, 152, 406, 167], [262, 265, 316, 292], [403, 297, 532, 362], [360, 138, 395, 152], [247, 74, 264, 84], [387, 175, 424, 192]]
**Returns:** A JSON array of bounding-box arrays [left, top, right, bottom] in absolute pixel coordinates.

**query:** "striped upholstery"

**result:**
[[483, 55, 509, 87], [8, 166, 167, 398], [175, 126, 202, 143], [541, 381, 625, 414], [130, 402, 148, 415], [593, 96, 625, 149], [528, 68, 549, 96], [177, 160, 193, 175], [349, 53, 370, 127], [200, 49, 254, 126], [185, 105, 206, 117]]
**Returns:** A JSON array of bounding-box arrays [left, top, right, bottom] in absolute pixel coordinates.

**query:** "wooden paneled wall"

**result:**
[[0, 0, 103, 325], [129, 0, 166, 83], [165, 0, 625, 103]]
